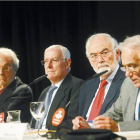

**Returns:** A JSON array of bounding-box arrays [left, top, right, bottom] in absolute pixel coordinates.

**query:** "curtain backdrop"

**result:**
[[0, 1, 140, 100]]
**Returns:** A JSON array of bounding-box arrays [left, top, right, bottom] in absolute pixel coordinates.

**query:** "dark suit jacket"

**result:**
[[0, 77, 33, 123], [79, 68, 125, 119], [32, 73, 84, 130]]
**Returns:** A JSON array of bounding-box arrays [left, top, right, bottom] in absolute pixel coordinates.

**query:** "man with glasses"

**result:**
[[0, 48, 33, 123], [31, 45, 84, 130], [72, 33, 125, 130], [90, 35, 140, 132]]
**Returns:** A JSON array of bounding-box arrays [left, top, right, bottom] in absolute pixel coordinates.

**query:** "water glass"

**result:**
[[7, 110, 21, 123]]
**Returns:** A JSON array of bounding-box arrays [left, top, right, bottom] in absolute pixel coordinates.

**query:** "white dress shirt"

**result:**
[[86, 64, 119, 121], [41, 78, 64, 129], [135, 88, 140, 120]]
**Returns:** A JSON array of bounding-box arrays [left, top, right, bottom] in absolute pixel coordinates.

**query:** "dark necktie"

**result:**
[[88, 80, 108, 121]]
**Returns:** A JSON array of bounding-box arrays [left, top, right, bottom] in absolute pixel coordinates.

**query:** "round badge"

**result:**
[[0, 112, 4, 123], [52, 108, 65, 126]]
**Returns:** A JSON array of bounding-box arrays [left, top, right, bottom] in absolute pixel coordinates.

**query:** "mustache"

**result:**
[[97, 63, 110, 69]]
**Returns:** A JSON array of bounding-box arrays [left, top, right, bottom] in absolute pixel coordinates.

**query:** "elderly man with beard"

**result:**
[[72, 33, 125, 130], [89, 35, 140, 132]]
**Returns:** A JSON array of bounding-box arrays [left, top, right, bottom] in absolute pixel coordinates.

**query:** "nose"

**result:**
[[45, 61, 53, 68], [125, 69, 133, 78], [96, 54, 104, 62]]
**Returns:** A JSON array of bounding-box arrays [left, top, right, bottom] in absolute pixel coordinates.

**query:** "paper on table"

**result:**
[[25, 129, 49, 135], [114, 131, 140, 138]]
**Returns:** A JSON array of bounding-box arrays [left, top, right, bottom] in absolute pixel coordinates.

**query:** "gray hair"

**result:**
[[0, 47, 19, 69], [45, 45, 71, 59], [85, 33, 118, 57], [45, 45, 71, 71], [119, 35, 140, 50], [118, 35, 140, 59]]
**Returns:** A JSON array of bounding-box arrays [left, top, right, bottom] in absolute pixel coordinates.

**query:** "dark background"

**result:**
[[0, 1, 140, 101]]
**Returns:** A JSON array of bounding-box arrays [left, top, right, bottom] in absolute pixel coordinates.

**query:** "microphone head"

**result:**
[[92, 70, 108, 78], [33, 74, 47, 83]]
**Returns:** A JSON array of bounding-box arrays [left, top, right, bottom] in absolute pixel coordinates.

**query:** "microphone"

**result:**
[[51, 70, 108, 126], [30, 74, 47, 85], [65, 70, 108, 108], [4, 74, 47, 114]]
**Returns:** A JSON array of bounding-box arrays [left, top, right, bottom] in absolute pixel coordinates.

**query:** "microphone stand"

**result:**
[[4, 74, 47, 114]]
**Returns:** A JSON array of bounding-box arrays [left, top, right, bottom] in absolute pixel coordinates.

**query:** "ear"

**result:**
[[116, 49, 120, 60], [65, 59, 71, 69], [14, 67, 18, 75]]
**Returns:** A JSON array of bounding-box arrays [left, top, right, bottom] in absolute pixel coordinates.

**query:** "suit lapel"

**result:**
[[125, 86, 139, 121], [100, 68, 125, 114], [0, 77, 21, 112], [0, 88, 12, 112], [46, 74, 71, 128], [82, 77, 100, 118]]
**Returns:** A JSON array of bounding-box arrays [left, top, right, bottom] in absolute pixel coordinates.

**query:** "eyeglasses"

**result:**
[[41, 58, 66, 65], [0, 66, 12, 72], [89, 49, 113, 61], [121, 64, 140, 72]]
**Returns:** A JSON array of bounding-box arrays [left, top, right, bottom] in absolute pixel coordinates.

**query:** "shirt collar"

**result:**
[[100, 64, 119, 83], [51, 74, 68, 88]]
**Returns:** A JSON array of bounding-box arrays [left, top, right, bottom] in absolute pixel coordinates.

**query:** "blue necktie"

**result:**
[[138, 103, 140, 120], [35, 85, 57, 129]]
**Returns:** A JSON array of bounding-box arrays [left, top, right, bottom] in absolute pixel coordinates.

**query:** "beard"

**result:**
[[94, 62, 117, 76]]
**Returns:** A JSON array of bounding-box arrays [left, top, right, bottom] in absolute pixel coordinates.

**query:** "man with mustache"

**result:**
[[90, 35, 140, 132], [72, 33, 125, 130]]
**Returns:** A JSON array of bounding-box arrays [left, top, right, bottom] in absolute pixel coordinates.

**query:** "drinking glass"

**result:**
[[6, 110, 21, 123], [30, 102, 45, 138]]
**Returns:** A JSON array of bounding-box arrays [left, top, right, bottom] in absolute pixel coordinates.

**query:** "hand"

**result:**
[[72, 116, 91, 130], [93, 116, 119, 132]]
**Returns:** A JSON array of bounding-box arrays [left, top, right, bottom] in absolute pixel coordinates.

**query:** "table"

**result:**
[[24, 130, 140, 140], [24, 129, 60, 140], [114, 131, 140, 140]]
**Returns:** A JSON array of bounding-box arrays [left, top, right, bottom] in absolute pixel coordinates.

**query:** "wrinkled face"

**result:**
[[87, 36, 119, 79], [44, 48, 71, 84], [121, 47, 140, 88], [0, 52, 16, 90]]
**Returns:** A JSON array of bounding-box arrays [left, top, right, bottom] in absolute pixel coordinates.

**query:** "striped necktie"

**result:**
[[35, 85, 57, 129]]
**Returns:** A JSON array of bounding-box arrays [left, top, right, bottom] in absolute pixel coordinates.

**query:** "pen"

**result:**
[[81, 120, 93, 123], [87, 120, 93, 123]]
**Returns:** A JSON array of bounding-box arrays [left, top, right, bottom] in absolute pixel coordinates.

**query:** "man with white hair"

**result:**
[[31, 45, 84, 130], [72, 33, 125, 130], [92, 35, 140, 132], [0, 47, 33, 123]]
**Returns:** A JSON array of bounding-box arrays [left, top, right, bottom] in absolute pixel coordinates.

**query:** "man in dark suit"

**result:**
[[32, 45, 84, 130], [72, 33, 125, 130], [0, 48, 33, 123]]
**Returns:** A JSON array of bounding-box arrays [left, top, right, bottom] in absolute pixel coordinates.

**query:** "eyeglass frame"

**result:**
[[0, 65, 12, 72], [88, 49, 114, 62], [41, 58, 67, 65], [121, 64, 140, 72]]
